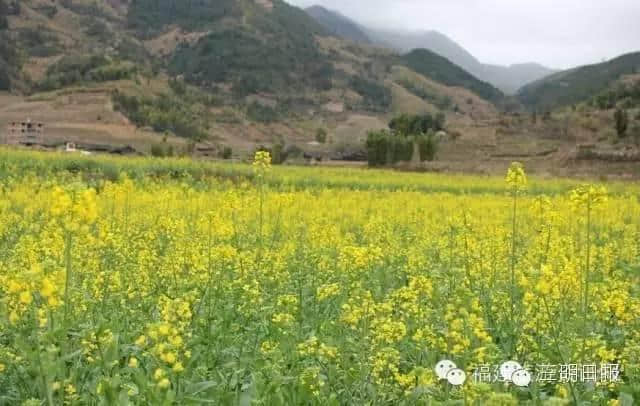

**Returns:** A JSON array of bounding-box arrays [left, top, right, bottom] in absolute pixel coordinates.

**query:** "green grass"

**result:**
[[0, 148, 636, 197]]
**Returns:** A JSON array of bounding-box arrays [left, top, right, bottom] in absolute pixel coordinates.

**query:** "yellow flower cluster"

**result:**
[[0, 151, 637, 404], [338, 245, 384, 274], [4, 264, 63, 325], [154, 368, 171, 390], [297, 336, 338, 361], [260, 340, 279, 355], [569, 184, 608, 208], [316, 283, 341, 301], [394, 367, 436, 394], [252, 150, 272, 177], [505, 161, 527, 192], [340, 288, 375, 328], [50, 186, 98, 231], [143, 295, 193, 374], [370, 347, 401, 386], [81, 329, 115, 364]]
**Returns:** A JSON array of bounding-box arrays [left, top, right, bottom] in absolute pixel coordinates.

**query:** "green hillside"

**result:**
[[169, 1, 332, 97], [400, 49, 504, 103], [517, 52, 640, 110], [1, 0, 334, 100], [127, 0, 240, 38], [0, 0, 514, 157], [0, 0, 508, 108], [0, 0, 19, 90]]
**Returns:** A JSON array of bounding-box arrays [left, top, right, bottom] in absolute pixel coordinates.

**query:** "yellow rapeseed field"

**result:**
[[0, 149, 638, 405]]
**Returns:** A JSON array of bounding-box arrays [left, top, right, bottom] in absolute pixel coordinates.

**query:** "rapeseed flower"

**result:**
[[0, 151, 635, 404]]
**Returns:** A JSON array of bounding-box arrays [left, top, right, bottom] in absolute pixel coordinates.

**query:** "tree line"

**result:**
[[366, 113, 445, 166]]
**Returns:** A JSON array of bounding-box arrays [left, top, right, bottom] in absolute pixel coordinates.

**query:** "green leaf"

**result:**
[[185, 380, 218, 396], [619, 392, 634, 406]]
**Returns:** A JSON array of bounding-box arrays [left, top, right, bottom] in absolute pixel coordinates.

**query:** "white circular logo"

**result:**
[[511, 368, 532, 387], [435, 359, 457, 380], [499, 361, 522, 381], [446, 368, 467, 386]]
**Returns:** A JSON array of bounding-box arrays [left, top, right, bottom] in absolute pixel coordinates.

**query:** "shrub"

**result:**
[[365, 130, 389, 167], [315, 128, 327, 144], [366, 112, 446, 166], [389, 113, 445, 136], [365, 130, 414, 166], [630, 124, 640, 145], [85, 17, 110, 41], [220, 146, 233, 159], [150, 144, 165, 157], [389, 135, 414, 163], [247, 103, 279, 123], [614, 108, 629, 137], [37, 55, 136, 91], [284, 144, 304, 160], [0, 62, 10, 90], [592, 82, 640, 111], [417, 131, 438, 161], [112, 91, 209, 141], [594, 92, 615, 110], [116, 38, 151, 64], [18, 26, 61, 57], [366, 114, 444, 166], [168, 78, 187, 95], [350, 76, 391, 112], [271, 143, 285, 165]]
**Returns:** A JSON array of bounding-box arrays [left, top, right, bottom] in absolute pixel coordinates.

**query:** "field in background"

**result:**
[[4, 85, 640, 181], [0, 149, 638, 404]]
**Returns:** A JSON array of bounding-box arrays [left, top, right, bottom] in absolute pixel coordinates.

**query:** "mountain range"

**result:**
[[2, 1, 637, 114], [0, 0, 504, 109], [1, 0, 639, 176], [0, 0, 507, 155], [305, 5, 556, 94]]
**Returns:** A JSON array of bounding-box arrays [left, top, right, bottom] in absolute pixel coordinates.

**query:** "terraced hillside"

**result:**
[[1, 0, 639, 179], [0, 0, 509, 158]]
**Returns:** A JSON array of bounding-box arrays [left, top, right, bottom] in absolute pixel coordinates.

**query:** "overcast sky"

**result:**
[[285, 0, 640, 70]]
